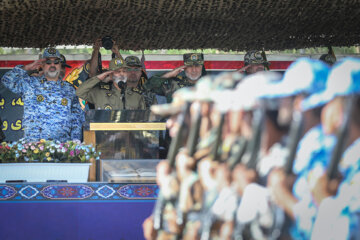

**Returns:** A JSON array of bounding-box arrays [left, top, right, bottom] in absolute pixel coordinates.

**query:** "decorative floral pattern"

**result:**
[[0, 185, 17, 200], [0, 183, 158, 201], [118, 184, 158, 199]]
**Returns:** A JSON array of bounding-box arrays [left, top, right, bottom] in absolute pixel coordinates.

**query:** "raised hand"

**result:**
[[93, 38, 102, 51], [23, 59, 46, 71], [97, 71, 114, 82], [161, 65, 186, 78]]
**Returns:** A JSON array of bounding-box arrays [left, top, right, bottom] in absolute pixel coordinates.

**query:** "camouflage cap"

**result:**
[[109, 58, 127, 71], [125, 56, 142, 67], [244, 50, 269, 66], [60, 54, 71, 68], [151, 87, 195, 116], [42, 47, 61, 59], [183, 53, 204, 66]]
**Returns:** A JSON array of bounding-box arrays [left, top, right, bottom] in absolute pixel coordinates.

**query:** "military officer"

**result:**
[[76, 58, 146, 110], [1, 48, 84, 142], [144, 53, 207, 102], [124, 56, 158, 108], [237, 50, 270, 75]]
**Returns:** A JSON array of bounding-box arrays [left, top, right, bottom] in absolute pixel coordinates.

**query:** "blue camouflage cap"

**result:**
[[263, 58, 329, 99], [302, 58, 360, 111], [42, 47, 61, 59]]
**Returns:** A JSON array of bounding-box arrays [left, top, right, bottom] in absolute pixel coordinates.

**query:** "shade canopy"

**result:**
[[1, 0, 359, 50]]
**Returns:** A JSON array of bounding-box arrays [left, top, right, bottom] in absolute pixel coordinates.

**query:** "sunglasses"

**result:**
[[45, 59, 61, 65]]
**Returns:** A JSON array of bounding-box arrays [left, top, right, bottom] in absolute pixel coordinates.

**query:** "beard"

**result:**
[[113, 75, 127, 84], [126, 75, 139, 87], [45, 67, 60, 79], [186, 72, 202, 81]]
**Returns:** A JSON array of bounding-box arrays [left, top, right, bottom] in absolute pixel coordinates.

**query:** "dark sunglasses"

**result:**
[[45, 59, 61, 65]]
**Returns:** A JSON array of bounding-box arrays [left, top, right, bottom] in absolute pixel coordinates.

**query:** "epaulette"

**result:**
[[99, 82, 112, 90], [131, 87, 143, 94]]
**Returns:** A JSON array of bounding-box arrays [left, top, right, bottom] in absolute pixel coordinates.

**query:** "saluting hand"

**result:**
[[23, 59, 46, 71], [236, 64, 251, 73], [161, 65, 186, 78], [97, 71, 114, 83], [93, 38, 102, 51]]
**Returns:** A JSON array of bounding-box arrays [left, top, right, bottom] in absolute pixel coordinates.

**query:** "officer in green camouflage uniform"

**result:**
[[124, 56, 158, 109], [144, 53, 206, 103], [238, 50, 270, 75], [76, 58, 146, 110]]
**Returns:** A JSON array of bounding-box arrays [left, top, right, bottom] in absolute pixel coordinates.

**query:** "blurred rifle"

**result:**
[[261, 49, 270, 71], [245, 108, 266, 170], [200, 112, 227, 240], [175, 102, 202, 229], [228, 137, 248, 170], [327, 97, 353, 180], [153, 102, 191, 233], [97, 52, 103, 74], [284, 111, 305, 175]]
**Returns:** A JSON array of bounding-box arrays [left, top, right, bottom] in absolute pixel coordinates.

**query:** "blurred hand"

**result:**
[[176, 150, 196, 181], [311, 174, 340, 206], [231, 163, 257, 196], [142, 216, 156, 240], [156, 160, 171, 186]]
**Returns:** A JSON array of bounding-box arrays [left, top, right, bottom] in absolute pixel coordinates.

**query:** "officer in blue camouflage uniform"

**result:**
[[144, 53, 206, 102], [1, 48, 84, 142], [303, 58, 360, 240]]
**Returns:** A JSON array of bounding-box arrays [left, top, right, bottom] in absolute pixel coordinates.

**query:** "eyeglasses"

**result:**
[[45, 59, 61, 65]]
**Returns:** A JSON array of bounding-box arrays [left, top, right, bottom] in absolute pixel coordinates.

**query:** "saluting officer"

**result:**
[[76, 58, 146, 110], [1, 48, 84, 142], [145, 53, 207, 102], [238, 50, 270, 75]]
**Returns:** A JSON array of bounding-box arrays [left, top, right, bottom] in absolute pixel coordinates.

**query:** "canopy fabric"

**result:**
[[0, 0, 359, 50]]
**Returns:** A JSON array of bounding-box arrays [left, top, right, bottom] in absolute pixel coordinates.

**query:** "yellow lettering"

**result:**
[[0, 98, 4, 109], [11, 97, 24, 106], [2, 120, 8, 131], [16, 98, 24, 106], [11, 120, 22, 131]]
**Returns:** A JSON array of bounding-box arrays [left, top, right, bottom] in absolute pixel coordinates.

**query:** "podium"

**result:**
[[83, 110, 168, 182]]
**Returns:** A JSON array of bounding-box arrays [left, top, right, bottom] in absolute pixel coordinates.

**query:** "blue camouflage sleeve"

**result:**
[[1, 65, 32, 95], [70, 94, 85, 141]]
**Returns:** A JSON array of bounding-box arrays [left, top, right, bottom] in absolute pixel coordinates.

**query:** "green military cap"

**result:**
[[125, 56, 142, 67], [151, 87, 195, 116], [183, 53, 204, 66], [109, 58, 127, 71], [244, 50, 269, 66]]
